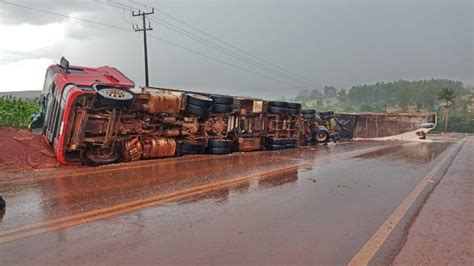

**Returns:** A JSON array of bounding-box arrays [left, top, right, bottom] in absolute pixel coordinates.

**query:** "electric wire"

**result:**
[[129, 0, 322, 87], [0, 0, 295, 85], [102, 1, 310, 85]]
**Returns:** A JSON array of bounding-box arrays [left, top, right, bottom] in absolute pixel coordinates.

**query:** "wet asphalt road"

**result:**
[[0, 140, 454, 265]]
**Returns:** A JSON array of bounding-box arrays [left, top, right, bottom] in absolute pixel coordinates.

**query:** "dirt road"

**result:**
[[0, 138, 467, 265]]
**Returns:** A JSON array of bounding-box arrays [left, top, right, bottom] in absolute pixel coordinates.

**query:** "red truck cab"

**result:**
[[30, 58, 135, 164]]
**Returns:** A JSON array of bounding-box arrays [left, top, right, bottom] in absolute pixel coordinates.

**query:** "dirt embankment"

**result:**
[[0, 127, 61, 174]]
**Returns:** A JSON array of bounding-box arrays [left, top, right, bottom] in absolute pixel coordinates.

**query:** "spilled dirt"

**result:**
[[0, 127, 60, 174]]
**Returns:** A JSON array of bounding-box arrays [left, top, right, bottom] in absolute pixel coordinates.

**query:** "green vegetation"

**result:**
[[290, 79, 474, 133], [0, 96, 39, 128], [437, 88, 456, 131]]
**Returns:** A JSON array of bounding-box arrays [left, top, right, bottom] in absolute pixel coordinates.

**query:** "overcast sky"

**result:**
[[0, 0, 472, 98]]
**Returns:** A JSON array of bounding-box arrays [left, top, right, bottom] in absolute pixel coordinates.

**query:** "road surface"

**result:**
[[0, 139, 465, 265]]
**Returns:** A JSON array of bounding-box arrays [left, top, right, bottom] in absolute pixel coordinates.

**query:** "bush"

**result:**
[[447, 112, 474, 133], [0, 96, 39, 128], [436, 111, 474, 133]]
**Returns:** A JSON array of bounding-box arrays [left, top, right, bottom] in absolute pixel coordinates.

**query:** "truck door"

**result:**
[[41, 68, 62, 144]]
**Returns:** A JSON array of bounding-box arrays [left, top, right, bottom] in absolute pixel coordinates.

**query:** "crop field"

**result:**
[[0, 96, 39, 128]]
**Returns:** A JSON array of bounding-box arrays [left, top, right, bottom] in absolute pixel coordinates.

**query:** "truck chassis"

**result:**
[[30, 59, 336, 166]]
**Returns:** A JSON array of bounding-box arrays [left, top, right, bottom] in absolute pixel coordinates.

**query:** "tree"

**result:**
[[337, 89, 347, 103], [398, 87, 410, 111], [359, 103, 374, 112], [323, 86, 337, 98], [437, 88, 456, 131]]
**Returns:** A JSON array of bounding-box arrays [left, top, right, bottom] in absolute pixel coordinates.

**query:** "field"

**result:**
[[0, 96, 39, 128]]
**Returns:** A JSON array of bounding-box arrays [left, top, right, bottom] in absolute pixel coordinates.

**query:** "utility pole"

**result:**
[[132, 8, 154, 87]]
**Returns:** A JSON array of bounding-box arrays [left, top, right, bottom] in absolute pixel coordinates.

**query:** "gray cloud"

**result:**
[[0, 0, 472, 98]]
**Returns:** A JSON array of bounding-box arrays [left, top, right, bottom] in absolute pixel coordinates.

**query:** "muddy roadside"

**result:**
[[0, 127, 77, 178]]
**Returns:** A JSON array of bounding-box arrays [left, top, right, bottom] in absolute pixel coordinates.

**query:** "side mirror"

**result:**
[[60, 57, 69, 72]]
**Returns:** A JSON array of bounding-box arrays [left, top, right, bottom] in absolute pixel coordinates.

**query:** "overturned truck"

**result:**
[[30, 59, 337, 166]]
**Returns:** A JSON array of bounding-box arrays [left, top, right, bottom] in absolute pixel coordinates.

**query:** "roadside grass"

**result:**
[[0, 96, 39, 128]]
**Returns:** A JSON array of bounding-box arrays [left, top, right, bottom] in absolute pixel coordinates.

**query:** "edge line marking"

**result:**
[[348, 139, 465, 265]]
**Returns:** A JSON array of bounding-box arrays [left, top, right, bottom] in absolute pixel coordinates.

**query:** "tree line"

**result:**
[[289, 79, 473, 132]]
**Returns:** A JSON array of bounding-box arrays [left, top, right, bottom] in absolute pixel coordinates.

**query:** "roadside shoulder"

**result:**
[[393, 137, 474, 265]]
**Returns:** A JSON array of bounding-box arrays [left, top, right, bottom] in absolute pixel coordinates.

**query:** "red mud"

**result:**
[[0, 127, 61, 173]]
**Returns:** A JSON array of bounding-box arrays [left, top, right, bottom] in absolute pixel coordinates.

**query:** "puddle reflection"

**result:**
[[356, 142, 452, 164]]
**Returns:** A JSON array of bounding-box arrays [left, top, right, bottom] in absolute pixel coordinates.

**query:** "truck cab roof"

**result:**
[[51, 64, 135, 91]]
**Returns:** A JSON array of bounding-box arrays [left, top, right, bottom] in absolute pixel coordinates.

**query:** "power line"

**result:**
[[0, 1, 132, 32], [102, 1, 310, 85], [149, 17, 309, 85], [147, 34, 294, 85], [129, 0, 322, 87], [95, 1, 297, 85], [1, 1, 295, 85], [93, 0, 134, 25]]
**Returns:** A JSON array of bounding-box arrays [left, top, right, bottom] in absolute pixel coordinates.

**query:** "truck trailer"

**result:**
[[29, 58, 335, 166]]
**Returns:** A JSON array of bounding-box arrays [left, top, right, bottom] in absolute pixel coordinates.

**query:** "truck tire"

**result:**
[[265, 144, 286, 150], [207, 147, 232, 155], [0, 196, 5, 209], [185, 104, 209, 119], [315, 130, 329, 143], [208, 139, 233, 149], [265, 137, 287, 145], [303, 113, 316, 120], [268, 101, 288, 108], [319, 111, 334, 120], [302, 109, 316, 114], [97, 88, 134, 109], [287, 102, 302, 110], [287, 108, 301, 115], [286, 144, 297, 149], [186, 94, 213, 108], [211, 95, 234, 105], [85, 148, 121, 166], [179, 142, 206, 155], [211, 103, 234, 114], [268, 106, 287, 114]]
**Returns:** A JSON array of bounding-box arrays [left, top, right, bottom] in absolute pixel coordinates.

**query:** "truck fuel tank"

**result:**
[[138, 90, 183, 114]]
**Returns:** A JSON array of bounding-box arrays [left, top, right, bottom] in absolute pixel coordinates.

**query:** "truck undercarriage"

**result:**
[[31, 59, 339, 166]]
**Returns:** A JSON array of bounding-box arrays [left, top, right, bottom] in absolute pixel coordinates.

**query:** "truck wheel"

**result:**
[[268, 106, 287, 114], [208, 139, 233, 149], [97, 88, 134, 109], [265, 137, 287, 145], [185, 104, 209, 119], [0, 196, 5, 209], [211, 103, 234, 114], [207, 147, 232, 155], [286, 144, 297, 149], [315, 131, 329, 143], [85, 148, 120, 166], [287, 102, 302, 110], [287, 108, 301, 115], [318, 111, 334, 120], [179, 142, 206, 155], [265, 144, 286, 150], [186, 94, 213, 108], [303, 113, 316, 120], [211, 95, 234, 105], [302, 109, 316, 114], [268, 101, 288, 108]]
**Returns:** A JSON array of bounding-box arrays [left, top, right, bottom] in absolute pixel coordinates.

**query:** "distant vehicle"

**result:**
[[30, 58, 336, 166], [416, 122, 436, 139]]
